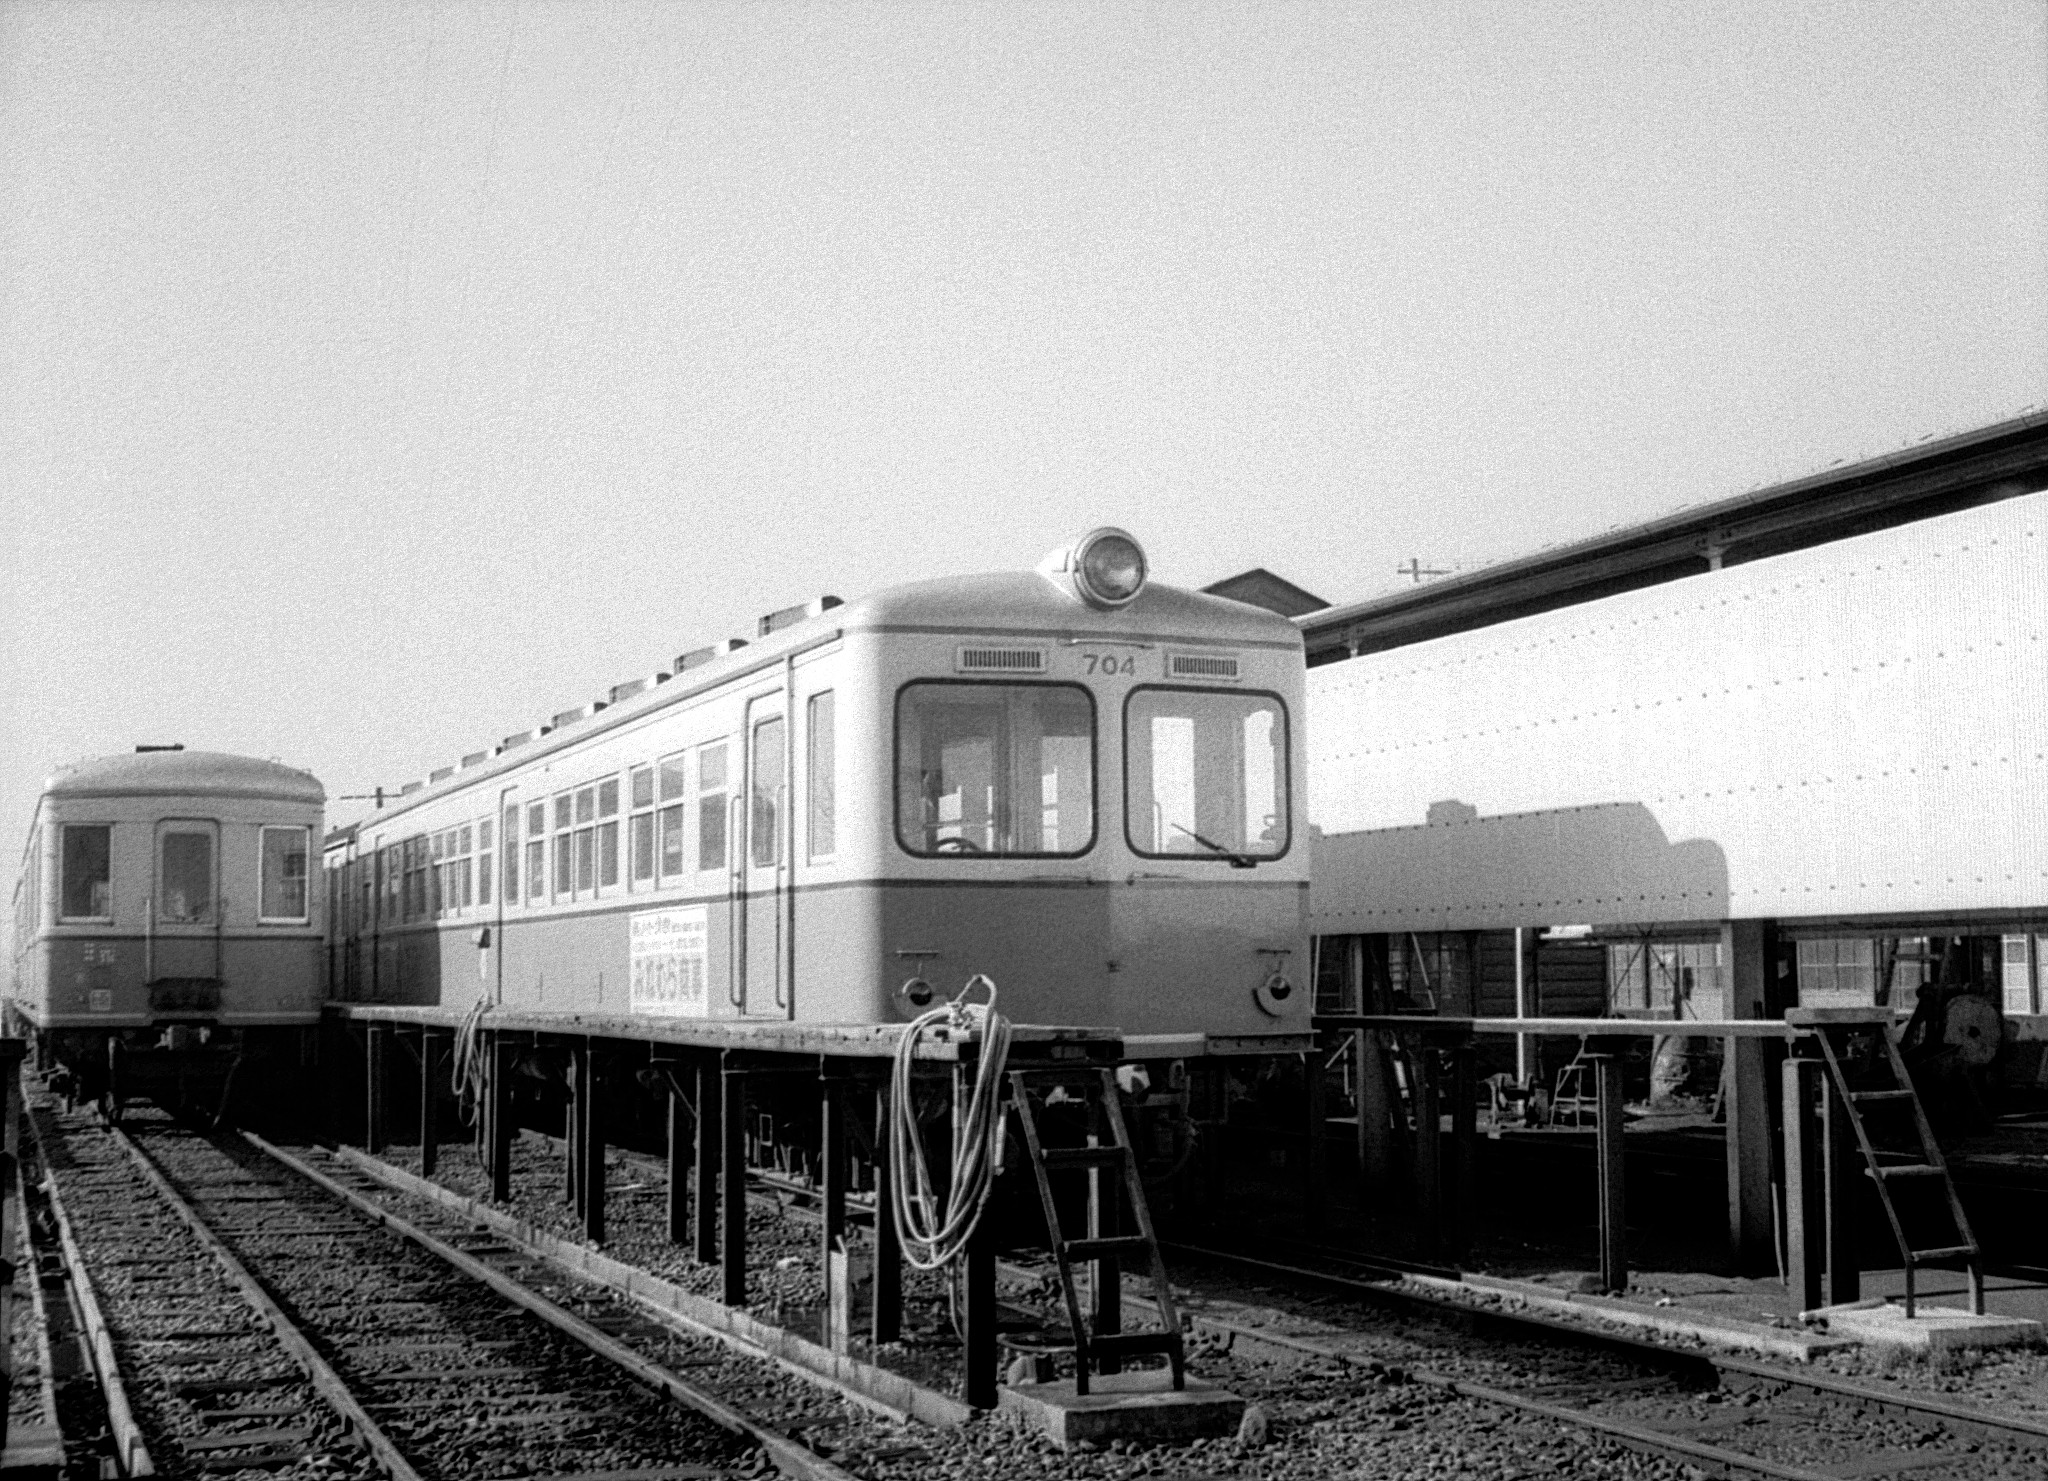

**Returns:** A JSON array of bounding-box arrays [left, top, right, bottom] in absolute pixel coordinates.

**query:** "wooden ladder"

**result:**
[[1804, 1011, 1983, 1316], [1007, 1067, 1186, 1394]]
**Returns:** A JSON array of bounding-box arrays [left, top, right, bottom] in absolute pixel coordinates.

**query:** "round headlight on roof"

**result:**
[[1060, 527, 1146, 609]]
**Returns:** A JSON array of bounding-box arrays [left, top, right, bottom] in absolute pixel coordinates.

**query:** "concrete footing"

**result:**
[[1823, 1303, 2043, 1353], [998, 1371, 1246, 1448]]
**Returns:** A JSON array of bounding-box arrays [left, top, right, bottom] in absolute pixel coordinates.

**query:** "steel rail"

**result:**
[[239, 1130, 859, 1481], [104, 1121, 426, 1481], [1165, 1240, 2048, 1464], [23, 1100, 156, 1477], [1168, 1286, 1839, 1480]]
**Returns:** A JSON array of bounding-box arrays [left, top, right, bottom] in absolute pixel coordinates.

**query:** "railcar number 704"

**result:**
[[1080, 653, 1138, 675]]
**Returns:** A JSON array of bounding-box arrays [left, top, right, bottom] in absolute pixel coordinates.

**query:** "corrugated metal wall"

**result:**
[[1308, 489, 2048, 934]]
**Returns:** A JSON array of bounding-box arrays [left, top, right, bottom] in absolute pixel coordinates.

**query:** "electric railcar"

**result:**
[[8, 748, 326, 1114], [323, 529, 1310, 1053]]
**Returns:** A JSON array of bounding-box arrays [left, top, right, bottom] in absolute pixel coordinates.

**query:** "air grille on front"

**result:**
[[1168, 652, 1241, 680], [957, 645, 1048, 674]]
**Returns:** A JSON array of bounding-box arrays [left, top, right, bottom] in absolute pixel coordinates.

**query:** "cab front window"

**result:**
[[896, 682, 1095, 857], [1125, 687, 1289, 862]]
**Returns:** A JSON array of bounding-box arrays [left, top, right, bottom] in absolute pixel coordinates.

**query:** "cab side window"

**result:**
[[61, 824, 112, 920]]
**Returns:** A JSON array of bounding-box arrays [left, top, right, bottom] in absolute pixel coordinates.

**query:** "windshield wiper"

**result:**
[[1171, 823, 1258, 869]]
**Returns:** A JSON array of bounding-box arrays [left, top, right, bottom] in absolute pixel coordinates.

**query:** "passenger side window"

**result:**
[[526, 803, 546, 902], [597, 778, 620, 888], [502, 805, 520, 904], [477, 818, 493, 907], [658, 753, 688, 881], [573, 785, 597, 894], [552, 794, 573, 897], [630, 766, 655, 885], [698, 742, 728, 872]]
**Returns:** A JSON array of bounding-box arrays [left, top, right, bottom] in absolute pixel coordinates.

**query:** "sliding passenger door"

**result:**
[[739, 694, 789, 1017]]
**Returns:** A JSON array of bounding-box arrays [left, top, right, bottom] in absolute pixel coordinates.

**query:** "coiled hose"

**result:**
[[888, 974, 1013, 1272], [452, 996, 491, 1127]]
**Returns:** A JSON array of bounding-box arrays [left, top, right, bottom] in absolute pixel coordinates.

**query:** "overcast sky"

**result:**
[[5, 1, 2044, 922]]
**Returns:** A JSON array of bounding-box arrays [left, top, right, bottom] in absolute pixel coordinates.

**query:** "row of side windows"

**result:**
[[346, 691, 835, 926]]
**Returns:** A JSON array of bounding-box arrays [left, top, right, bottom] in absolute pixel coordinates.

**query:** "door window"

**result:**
[[750, 716, 786, 868], [159, 829, 215, 923]]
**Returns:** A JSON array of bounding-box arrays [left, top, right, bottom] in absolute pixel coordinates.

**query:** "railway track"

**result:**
[[27, 1099, 875, 1481], [1157, 1238, 2048, 1480]]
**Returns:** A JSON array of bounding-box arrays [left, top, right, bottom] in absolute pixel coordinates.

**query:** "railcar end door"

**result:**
[[152, 819, 221, 985]]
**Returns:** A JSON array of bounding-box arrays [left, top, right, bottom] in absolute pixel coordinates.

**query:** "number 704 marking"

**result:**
[[1080, 653, 1137, 676]]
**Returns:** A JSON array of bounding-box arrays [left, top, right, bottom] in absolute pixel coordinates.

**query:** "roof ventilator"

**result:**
[[1167, 651, 1241, 681], [957, 645, 1048, 675], [759, 594, 844, 637]]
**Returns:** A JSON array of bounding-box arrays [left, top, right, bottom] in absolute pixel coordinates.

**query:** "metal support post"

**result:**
[[1412, 1040, 1442, 1254], [489, 1035, 514, 1203], [580, 1048, 605, 1244], [0, 1038, 24, 1455], [419, 1028, 445, 1179], [1304, 1040, 1327, 1228], [1356, 1028, 1394, 1191], [871, 1078, 902, 1345], [694, 1056, 720, 1265], [1514, 927, 1540, 1086], [721, 1056, 747, 1306], [964, 1201, 998, 1410], [820, 1070, 849, 1352], [1449, 1037, 1477, 1255], [565, 1045, 584, 1210], [1782, 1055, 1825, 1313], [365, 1023, 388, 1155], [1593, 1049, 1627, 1294], [1821, 1071, 1861, 1305], [1722, 920, 1784, 1273], [665, 1064, 689, 1245]]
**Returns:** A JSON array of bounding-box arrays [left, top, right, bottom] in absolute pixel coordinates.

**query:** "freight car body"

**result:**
[[325, 530, 1311, 1056], [8, 748, 326, 1114]]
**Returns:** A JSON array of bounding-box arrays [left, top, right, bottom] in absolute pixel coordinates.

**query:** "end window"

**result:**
[[895, 681, 1095, 857], [60, 824, 112, 920], [1124, 687, 1289, 862], [259, 826, 310, 922]]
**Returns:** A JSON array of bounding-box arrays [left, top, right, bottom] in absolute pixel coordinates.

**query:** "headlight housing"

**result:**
[[1039, 527, 1148, 609]]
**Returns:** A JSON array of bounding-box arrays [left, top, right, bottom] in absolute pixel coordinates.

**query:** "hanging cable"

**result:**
[[888, 974, 1013, 1272], [452, 995, 491, 1127]]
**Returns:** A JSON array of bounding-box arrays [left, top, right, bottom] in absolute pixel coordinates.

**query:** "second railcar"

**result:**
[[8, 748, 326, 1114], [325, 529, 1311, 1055]]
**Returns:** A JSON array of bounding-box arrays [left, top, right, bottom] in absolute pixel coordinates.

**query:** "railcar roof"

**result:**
[[840, 571, 1304, 646], [343, 570, 1301, 832], [44, 750, 325, 804]]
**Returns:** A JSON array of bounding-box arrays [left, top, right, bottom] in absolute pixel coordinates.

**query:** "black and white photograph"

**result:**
[[4, 4, 2045, 1478]]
